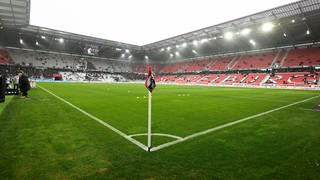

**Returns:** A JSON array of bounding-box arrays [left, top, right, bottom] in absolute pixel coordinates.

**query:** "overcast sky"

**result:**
[[30, 0, 298, 46]]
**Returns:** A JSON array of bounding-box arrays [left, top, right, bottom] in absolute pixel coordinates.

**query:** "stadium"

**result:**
[[1, 0, 320, 178]]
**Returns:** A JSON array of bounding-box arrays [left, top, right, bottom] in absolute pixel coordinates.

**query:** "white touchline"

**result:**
[[38, 85, 149, 152], [151, 95, 320, 152]]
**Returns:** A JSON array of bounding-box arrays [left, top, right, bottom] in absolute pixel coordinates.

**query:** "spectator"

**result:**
[[18, 71, 31, 98], [13, 75, 19, 90], [0, 73, 5, 103]]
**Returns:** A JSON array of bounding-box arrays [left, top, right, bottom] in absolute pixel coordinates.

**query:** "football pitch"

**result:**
[[0, 82, 320, 179]]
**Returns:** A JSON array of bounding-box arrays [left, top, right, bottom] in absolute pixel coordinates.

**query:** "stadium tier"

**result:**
[[0, 49, 15, 64], [132, 47, 320, 74], [154, 72, 319, 87], [232, 52, 275, 69], [151, 47, 320, 73], [3, 48, 131, 73], [0, 46, 319, 88], [283, 47, 320, 67]]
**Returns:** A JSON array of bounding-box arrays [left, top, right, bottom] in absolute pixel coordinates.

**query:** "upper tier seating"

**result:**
[[283, 47, 320, 67], [0, 49, 15, 64], [183, 59, 213, 72], [132, 64, 163, 73], [232, 52, 275, 69], [7, 48, 131, 73], [160, 62, 186, 73], [209, 57, 233, 71]]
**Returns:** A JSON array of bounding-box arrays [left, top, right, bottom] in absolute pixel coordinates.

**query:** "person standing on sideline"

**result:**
[[18, 71, 30, 98], [13, 74, 19, 90], [0, 73, 5, 103]]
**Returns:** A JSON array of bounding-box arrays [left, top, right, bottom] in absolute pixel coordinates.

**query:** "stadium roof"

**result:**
[[0, 0, 30, 26], [0, 0, 320, 61], [142, 0, 320, 50]]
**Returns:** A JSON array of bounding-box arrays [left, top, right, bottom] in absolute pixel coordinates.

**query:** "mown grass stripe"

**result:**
[[38, 85, 149, 151], [0, 96, 14, 115], [151, 95, 320, 152]]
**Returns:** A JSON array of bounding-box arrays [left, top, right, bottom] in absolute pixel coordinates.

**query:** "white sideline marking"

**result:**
[[128, 133, 183, 140], [38, 85, 148, 152], [151, 95, 320, 152]]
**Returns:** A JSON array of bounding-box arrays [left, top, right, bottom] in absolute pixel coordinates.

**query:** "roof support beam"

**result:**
[[9, 0, 17, 26], [298, 4, 318, 40], [271, 11, 295, 45], [0, 2, 26, 9], [0, 9, 26, 15]]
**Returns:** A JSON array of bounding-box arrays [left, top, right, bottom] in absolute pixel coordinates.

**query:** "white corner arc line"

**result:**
[[38, 85, 148, 152], [128, 133, 183, 140], [151, 95, 320, 152]]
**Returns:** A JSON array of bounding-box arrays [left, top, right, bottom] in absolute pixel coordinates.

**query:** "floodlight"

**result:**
[[167, 46, 171, 51], [193, 40, 198, 46], [115, 48, 122, 51], [169, 53, 174, 58], [201, 38, 208, 43], [121, 53, 125, 58], [241, 28, 251, 35], [41, 35, 46, 39], [262, 22, 274, 32], [213, 36, 217, 40], [145, 55, 149, 60], [59, 38, 64, 43], [181, 42, 187, 48], [160, 48, 165, 52], [224, 32, 233, 40], [19, 39, 23, 44], [283, 33, 287, 37], [36, 41, 39, 45], [291, 19, 295, 23], [306, 30, 310, 35], [175, 51, 180, 56], [249, 39, 256, 46], [125, 49, 130, 53], [192, 50, 198, 54], [128, 55, 133, 59], [176, 45, 180, 48]]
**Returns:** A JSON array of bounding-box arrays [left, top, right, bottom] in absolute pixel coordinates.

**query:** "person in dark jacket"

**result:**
[[18, 71, 31, 98], [0, 73, 5, 102]]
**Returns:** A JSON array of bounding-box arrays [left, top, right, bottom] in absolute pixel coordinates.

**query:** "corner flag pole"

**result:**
[[147, 91, 152, 151], [145, 66, 156, 152]]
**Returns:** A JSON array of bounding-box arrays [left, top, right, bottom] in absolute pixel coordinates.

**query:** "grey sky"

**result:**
[[30, 0, 298, 45]]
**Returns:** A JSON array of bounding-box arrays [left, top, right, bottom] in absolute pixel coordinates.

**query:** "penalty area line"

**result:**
[[151, 95, 320, 152], [38, 85, 148, 152]]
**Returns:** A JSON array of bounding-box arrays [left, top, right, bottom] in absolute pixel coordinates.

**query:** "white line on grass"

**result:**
[[151, 95, 320, 152], [38, 85, 149, 152], [128, 133, 183, 140]]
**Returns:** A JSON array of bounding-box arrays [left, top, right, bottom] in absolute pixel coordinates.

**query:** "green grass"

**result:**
[[0, 82, 319, 179], [0, 96, 13, 114]]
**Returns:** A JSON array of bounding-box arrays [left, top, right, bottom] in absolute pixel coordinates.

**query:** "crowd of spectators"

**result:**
[[6, 48, 131, 73]]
